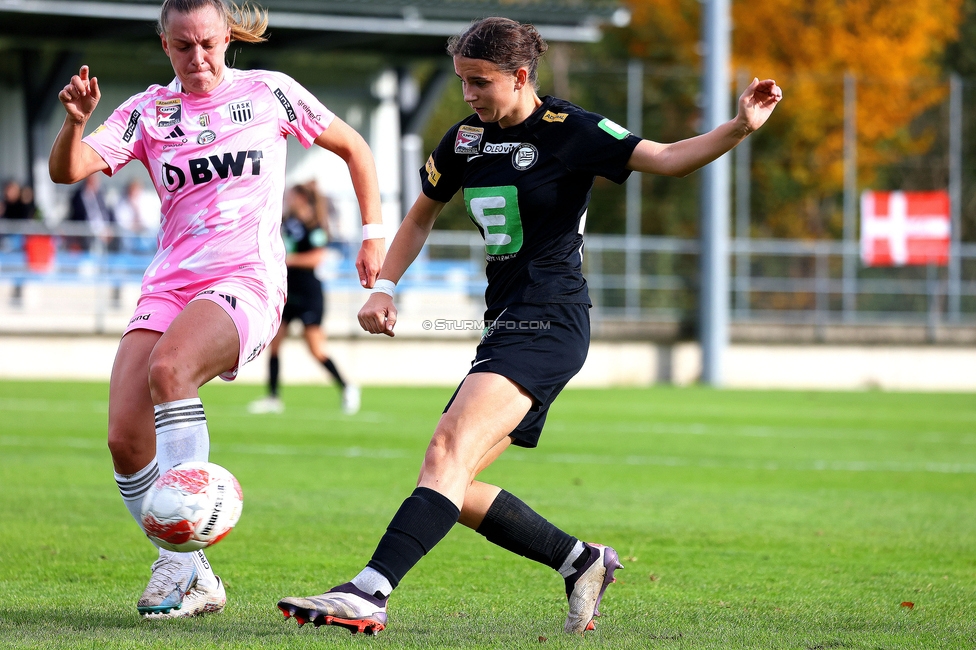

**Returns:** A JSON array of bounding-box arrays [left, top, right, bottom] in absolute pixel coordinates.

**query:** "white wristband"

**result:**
[[362, 223, 385, 240], [372, 279, 395, 296]]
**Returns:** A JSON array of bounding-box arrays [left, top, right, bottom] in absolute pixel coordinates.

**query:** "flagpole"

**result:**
[[699, 0, 731, 386], [842, 71, 858, 322], [948, 73, 962, 322]]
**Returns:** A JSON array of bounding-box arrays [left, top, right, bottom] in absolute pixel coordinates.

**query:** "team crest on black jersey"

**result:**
[[156, 99, 182, 127], [228, 100, 254, 125], [455, 125, 484, 154], [512, 143, 539, 170]]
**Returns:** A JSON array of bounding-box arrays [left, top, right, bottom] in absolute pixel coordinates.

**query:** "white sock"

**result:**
[[351, 567, 393, 599], [114, 458, 160, 530], [153, 548, 216, 588], [189, 549, 218, 589], [154, 398, 210, 473], [154, 398, 216, 588], [557, 540, 586, 578]]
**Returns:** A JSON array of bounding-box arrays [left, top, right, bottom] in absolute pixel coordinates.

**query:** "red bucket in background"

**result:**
[[25, 235, 55, 273]]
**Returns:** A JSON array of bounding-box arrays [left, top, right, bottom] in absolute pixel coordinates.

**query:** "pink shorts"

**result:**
[[124, 279, 283, 381]]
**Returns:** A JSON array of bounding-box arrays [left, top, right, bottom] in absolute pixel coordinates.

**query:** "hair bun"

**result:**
[[447, 17, 549, 88]]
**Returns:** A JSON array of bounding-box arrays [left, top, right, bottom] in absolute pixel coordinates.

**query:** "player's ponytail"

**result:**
[[158, 0, 268, 44], [447, 17, 549, 89], [227, 1, 268, 43]]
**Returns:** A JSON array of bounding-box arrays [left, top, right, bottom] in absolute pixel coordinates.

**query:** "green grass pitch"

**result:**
[[1, 380, 975, 649]]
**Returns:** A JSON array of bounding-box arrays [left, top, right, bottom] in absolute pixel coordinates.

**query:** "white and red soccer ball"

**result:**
[[141, 462, 243, 552]]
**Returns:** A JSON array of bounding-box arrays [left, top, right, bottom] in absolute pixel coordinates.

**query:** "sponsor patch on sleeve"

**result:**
[[597, 118, 630, 140], [274, 88, 297, 122], [122, 110, 141, 143], [542, 110, 569, 123], [425, 155, 441, 186], [90, 124, 106, 136], [454, 124, 484, 154], [310, 229, 328, 247]]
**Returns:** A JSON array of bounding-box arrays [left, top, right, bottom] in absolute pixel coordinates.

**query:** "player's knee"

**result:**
[[146, 352, 185, 402], [425, 424, 464, 469], [424, 428, 451, 467], [107, 421, 141, 463], [425, 422, 480, 478]]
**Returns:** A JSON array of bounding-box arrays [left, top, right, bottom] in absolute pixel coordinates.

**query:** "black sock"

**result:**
[[366, 487, 460, 589], [475, 490, 578, 571], [322, 358, 346, 388], [269, 355, 279, 397]]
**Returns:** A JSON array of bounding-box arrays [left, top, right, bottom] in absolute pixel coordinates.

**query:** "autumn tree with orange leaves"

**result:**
[[610, 0, 962, 238]]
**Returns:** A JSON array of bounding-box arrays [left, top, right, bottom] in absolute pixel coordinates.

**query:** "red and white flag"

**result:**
[[860, 190, 950, 266]]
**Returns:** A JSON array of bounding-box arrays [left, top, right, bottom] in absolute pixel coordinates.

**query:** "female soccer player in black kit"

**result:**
[[248, 182, 360, 415], [279, 16, 782, 636]]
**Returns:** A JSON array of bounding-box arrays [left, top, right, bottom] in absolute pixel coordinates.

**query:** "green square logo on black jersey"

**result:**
[[464, 186, 523, 256]]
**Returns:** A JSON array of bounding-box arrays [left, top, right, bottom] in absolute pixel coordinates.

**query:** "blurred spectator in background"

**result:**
[[1, 179, 37, 254], [113, 179, 161, 253], [249, 181, 359, 415], [68, 175, 113, 251], [1, 179, 37, 221], [1, 180, 20, 219], [18, 186, 37, 221]]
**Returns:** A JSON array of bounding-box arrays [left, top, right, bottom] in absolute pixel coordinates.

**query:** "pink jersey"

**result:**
[[84, 68, 334, 306]]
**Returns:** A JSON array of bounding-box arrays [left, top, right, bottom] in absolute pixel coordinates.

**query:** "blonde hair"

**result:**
[[158, 0, 268, 43]]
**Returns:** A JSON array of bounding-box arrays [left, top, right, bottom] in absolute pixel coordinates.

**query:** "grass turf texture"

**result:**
[[0, 381, 974, 649]]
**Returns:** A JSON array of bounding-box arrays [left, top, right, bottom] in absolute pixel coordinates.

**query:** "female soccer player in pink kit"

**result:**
[[49, 0, 385, 618]]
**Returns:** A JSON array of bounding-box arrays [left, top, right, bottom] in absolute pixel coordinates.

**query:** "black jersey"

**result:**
[[281, 215, 327, 297], [421, 96, 641, 310]]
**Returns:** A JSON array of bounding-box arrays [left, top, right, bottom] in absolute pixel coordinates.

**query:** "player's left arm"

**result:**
[[627, 78, 782, 178], [313, 117, 385, 288]]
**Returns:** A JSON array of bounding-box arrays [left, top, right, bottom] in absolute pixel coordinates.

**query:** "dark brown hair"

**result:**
[[447, 17, 549, 88], [289, 182, 329, 230], [158, 0, 268, 43]]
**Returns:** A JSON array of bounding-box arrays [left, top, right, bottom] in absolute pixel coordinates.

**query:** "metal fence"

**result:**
[[582, 235, 976, 332], [3, 221, 973, 338]]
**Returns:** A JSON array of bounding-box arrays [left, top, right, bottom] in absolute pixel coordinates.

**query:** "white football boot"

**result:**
[[563, 543, 623, 635], [138, 553, 226, 618], [341, 385, 361, 415], [278, 582, 387, 635], [247, 396, 284, 414]]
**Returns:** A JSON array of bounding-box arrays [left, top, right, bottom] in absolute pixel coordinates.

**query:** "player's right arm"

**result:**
[[357, 193, 445, 337], [50, 66, 109, 184]]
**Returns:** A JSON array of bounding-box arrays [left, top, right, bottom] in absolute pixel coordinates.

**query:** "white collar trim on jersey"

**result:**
[[167, 66, 236, 95]]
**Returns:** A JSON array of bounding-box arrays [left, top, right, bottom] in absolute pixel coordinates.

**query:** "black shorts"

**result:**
[[443, 302, 590, 448], [282, 284, 325, 327]]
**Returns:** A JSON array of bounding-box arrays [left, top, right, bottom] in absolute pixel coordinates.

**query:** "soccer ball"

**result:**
[[141, 461, 243, 552]]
